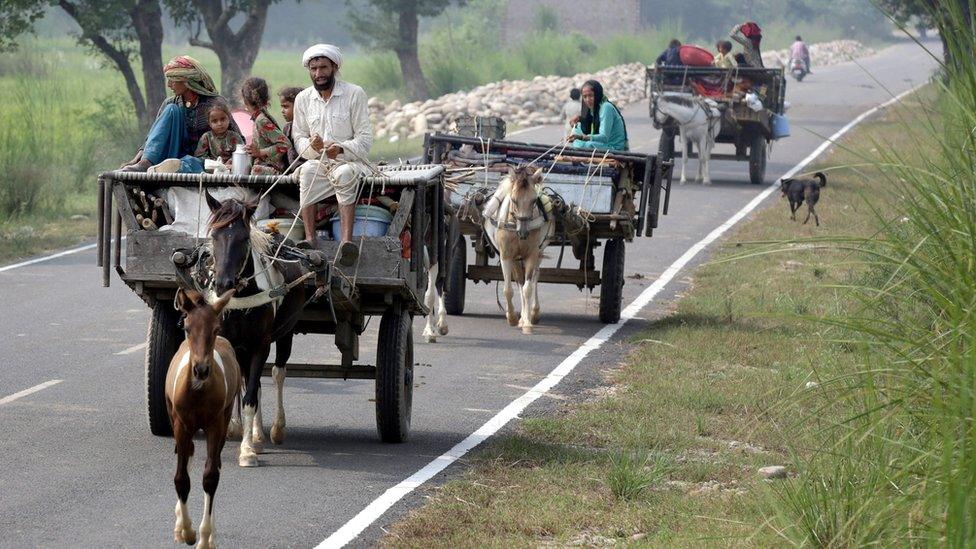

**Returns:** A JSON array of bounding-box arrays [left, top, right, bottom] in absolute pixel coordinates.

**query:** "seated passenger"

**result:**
[[278, 86, 306, 172], [656, 39, 683, 66], [713, 40, 736, 69], [121, 56, 239, 173], [566, 80, 629, 151], [240, 77, 290, 176], [730, 22, 764, 68], [194, 99, 244, 170]]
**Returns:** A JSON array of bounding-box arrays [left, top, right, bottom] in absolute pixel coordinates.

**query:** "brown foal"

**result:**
[[166, 288, 239, 548]]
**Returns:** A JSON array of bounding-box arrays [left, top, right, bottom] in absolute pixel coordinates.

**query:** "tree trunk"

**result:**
[[58, 0, 163, 130], [130, 0, 166, 129], [396, 4, 430, 101], [189, 0, 270, 107]]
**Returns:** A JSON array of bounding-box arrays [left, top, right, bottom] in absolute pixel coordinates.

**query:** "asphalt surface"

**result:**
[[0, 41, 936, 548]]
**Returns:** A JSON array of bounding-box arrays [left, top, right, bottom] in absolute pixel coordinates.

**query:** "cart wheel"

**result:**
[[749, 134, 767, 185], [375, 303, 413, 443], [599, 238, 626, 324], [444, 220, 467, 315], [658, 130, 675, 163], [146, 301, 183, 437]]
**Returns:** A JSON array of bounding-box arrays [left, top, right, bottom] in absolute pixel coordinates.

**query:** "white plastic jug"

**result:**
[[232, 143, 251, 175]]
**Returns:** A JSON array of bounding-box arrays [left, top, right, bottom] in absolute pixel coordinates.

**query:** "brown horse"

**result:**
[[205, 193, 307, 467], [167, 288, 239, 549]]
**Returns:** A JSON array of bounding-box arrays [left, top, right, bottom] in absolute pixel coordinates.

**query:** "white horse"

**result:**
[[654, 92, 722, 185], [483, 166, 554, 335]]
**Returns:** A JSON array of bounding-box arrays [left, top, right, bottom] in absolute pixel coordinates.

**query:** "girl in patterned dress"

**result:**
[[194, 100, 244, 168], [241, 77, 292, 175]]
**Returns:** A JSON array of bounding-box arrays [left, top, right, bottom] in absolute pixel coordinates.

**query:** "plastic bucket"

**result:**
[[771, 114, 791, 139], [679, 45, 714, 67], [331, 204, 393, 238], [256, 218, 305, 241]]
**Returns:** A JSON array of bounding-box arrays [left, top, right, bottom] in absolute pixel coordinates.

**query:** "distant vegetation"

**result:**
[[0, 0, 892, 260]]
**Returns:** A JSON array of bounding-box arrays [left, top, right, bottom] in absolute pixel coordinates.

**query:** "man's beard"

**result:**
[[313, 75, 335, 92]]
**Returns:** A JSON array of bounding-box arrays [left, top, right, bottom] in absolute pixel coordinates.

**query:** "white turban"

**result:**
[[302, 44, 342, 69]]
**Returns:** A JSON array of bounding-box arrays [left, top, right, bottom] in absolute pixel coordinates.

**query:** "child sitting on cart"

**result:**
[[241, 77, 293, 176], [279, 86, 305, 172], [194, 99, 244, 170]]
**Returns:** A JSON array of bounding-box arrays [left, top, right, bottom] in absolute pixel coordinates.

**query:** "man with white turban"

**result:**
[[292, 43, 373, 266]]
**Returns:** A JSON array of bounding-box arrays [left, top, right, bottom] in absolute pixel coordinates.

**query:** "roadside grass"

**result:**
[[381, 86, 938, 547]]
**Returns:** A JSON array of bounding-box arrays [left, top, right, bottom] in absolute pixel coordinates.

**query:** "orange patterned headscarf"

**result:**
[[163, 55, 218, 97]]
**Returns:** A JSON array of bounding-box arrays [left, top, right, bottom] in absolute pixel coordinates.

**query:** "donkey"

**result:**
[[653, 92, 722, 185], [205, 193, 307, 467], [483, 166, 554, 335], [167, 288, 238, 549]]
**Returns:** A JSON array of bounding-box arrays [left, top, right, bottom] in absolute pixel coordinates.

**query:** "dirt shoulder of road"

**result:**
[[379, 89, 933, 547]]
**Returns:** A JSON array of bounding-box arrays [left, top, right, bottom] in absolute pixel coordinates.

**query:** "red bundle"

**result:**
[[679, 45, 715, 67]]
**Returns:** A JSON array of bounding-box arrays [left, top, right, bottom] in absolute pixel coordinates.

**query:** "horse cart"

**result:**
[[646, 65, 787, 185], [95, 165, 446, 442], [422, 133, 670, 324]]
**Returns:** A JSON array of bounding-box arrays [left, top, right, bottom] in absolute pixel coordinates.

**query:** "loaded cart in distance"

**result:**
[[423, 133, 671, 324], [95, 165, 447, 442], [646, 65, 787, 185]]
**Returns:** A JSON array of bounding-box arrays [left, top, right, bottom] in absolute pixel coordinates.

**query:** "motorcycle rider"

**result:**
[[790, 35, 811, 74]]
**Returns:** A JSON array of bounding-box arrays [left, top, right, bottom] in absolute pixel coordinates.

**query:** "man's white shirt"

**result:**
[[292, 80, 373, 162]]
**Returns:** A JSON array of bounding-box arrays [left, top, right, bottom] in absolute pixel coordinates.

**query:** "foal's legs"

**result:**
[[499, 258, 518, 326], [172, 418, 197, 545], [197, 421, 227, 549]]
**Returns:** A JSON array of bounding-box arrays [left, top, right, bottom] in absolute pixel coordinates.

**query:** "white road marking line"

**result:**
[[115, 342, 148, 355], [0, 243, 97, 273], [0, 380, 63, 405], [317, 84, 925, 548]]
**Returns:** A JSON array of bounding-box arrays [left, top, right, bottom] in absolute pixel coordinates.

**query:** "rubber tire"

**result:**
[[146, 301, 183, 437], [749, 134, 767, 185], [375, 305, 414, 443], [444, 222, 467, 315], [599, 238, 626, 324]]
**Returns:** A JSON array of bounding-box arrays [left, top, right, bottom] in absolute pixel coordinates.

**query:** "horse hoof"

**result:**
[[507, 317, 518, 327], [521, 326, 534, 335], [531, 313, 540, 324], [438, 325, 449, 336], [175, 528, 197, 545], [227, 420, 243, 439], [239, 452, 258, 467], [195, 537, 214, 549], [271, 424, 285, 445], [424, 333, 436, 343]]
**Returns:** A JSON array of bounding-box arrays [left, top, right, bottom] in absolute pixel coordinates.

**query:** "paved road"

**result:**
[[0, 41, 935, 548]]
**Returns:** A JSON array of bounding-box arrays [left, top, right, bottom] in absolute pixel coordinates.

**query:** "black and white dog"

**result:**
[[780, 172, 827, 226]]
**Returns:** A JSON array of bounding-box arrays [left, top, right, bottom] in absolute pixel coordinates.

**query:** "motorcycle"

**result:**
[[790, 58, 807, 82]]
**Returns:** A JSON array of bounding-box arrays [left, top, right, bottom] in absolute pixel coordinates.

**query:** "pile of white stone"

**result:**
[[368, 39, 871, 142]]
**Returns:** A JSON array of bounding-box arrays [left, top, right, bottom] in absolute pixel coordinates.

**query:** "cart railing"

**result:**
[[422, 133, 669, 237], [645, 65, 787, 115]]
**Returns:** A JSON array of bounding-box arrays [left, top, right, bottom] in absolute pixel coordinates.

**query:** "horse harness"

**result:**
[[484, 189, 554, 251], [173, 238, 319, 314]]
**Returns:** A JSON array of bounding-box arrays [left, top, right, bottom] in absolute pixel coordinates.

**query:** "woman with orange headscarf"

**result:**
[[122, 55, 240, 173]]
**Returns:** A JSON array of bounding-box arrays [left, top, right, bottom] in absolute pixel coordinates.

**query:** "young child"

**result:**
[[562, 87, 581, 134], [713, 40, 735, 69], [278, 86, 305, 171], [194, 100, 244, 168], [241, 77, 291, 176]]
